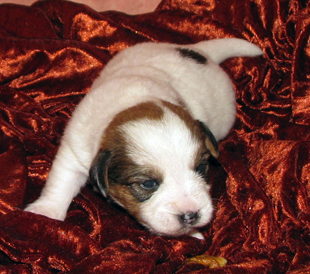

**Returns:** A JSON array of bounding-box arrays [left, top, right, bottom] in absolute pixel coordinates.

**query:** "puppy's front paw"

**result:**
[[25, 200, 67, 221]]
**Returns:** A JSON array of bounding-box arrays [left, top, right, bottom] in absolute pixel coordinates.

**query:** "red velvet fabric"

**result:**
[[1, 0, 310, 273]]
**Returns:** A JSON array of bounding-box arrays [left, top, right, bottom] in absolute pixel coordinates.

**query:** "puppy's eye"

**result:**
[[195, 163, 208, 175], [139, 180, 158, 190]]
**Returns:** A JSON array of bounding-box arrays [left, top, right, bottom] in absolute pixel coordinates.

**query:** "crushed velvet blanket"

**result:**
[[1, 0, 310, 273]]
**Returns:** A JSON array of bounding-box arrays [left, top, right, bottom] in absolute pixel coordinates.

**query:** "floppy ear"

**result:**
[[89, 150, 111, 197], [198, 121, 219, 158]]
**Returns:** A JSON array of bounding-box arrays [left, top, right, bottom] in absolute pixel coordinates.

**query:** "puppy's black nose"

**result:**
[[179, 211, 199, 224]]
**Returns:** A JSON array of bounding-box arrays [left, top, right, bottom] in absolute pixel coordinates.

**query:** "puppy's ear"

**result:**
[[198, 121, 219, 158], [89, 150, 111, 197]]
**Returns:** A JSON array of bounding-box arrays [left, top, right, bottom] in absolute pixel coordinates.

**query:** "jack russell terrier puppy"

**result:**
[[25, 38, 263, 239]]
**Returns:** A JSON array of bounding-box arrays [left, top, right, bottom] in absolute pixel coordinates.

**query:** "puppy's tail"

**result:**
[[193, 38, 263, 64]]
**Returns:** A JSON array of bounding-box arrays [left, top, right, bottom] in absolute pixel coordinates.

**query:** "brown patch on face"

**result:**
[[97, 102, 164, 218], [104, 101, 164, 135], [108, 183, 142, 217], [101, 152, 163, 222]]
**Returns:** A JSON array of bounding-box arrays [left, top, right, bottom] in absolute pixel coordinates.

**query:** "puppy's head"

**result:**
[[90, 101, 218, 237]]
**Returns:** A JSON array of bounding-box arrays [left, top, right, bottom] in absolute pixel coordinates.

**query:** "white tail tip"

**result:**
[[193, 38, 263, 64]]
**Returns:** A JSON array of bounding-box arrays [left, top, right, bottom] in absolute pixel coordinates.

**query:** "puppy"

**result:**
[[25, 38, 263, 239]]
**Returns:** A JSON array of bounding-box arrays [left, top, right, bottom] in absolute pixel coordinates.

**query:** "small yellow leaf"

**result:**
[[185, 255, 227, 269]]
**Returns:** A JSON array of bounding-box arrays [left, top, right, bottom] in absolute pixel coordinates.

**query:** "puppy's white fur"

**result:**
[[25, 39, 262, 239]]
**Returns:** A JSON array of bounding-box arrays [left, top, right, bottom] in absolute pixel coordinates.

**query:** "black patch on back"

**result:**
[[176, 48, 207, 65]]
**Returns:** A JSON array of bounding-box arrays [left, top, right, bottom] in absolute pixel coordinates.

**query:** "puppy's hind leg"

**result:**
[[25, 145, 88, 221]]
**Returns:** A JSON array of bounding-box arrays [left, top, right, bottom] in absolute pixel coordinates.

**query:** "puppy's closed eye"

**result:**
[[195, 162, 209, 176], [139, 179, 159, 191], [131, 179, 160, 202]]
